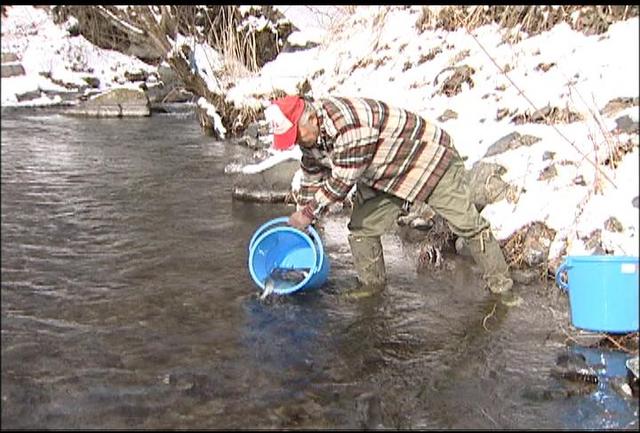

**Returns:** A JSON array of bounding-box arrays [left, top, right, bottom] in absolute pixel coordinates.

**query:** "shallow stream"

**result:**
[[1, 107, 637, 429]]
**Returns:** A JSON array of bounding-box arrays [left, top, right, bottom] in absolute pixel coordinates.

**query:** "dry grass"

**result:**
[[203, 6, 258, 77], [434, 65, 475, 97], [604, 138, 638, 169], [496, 107, 516, 121], [600, 97, 640, 117], [502, 226, 528, 270], [595, 333, 639, 354], [449, 49, 470, 66], [417, 47, 442, 65], [535, 62, 556, 72], [415, 5, 638, 36], [502, 222, 556, 276], [511, 105, 583, 125], [416, 215, 456, 270], [52, 6, 136, 54]]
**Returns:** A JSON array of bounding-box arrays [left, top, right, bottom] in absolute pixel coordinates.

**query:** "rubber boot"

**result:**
[[346, 235, 387, 299], [466, 229, 514, 294]]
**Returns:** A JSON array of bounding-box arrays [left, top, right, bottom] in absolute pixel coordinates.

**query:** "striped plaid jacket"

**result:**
[[298, 96, 457, 217]]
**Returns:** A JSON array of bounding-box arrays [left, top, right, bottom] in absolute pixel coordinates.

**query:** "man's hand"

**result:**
[[288, 210, 313, 231]]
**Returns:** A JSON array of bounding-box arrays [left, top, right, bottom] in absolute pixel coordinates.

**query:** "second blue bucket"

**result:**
[[555, 255, 639, 333], [248, 217, 330, 295]]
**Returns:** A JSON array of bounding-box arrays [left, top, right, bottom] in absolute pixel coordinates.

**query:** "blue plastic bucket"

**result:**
[[248, 217, 330, 295], [555, 255, 639, 333]]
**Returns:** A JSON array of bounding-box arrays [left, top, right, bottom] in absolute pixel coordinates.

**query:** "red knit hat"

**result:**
[[264, 95, 304, 150]]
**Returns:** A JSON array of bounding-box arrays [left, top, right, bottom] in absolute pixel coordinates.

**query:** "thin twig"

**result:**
[[604, 335, 636, 354], [482, 302, 498, 331], [478, 406, 500, 427]]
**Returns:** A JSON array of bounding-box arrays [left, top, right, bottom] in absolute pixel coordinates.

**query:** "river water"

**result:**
[[1, 107, 637, 429]]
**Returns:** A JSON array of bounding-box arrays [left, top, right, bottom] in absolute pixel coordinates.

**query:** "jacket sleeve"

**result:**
[[296, 147, 331, 207], [304, 126, 379, 217]]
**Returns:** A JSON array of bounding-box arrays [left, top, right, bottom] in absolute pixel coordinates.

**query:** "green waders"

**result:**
[[426, 156, 513, 294], [347, 154, 513, 295], [347, 182, 405, 297]]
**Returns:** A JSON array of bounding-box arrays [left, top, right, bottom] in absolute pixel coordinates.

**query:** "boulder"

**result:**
[[282, 38, 320, 53], [1, 52, 19, 63], [157, 64, 183, 88], [231, 158, 300, 203], [15, 90, 42, 102], [613, 115, 639, 135], [2, 51, 26, 78], [65, 88, 150, 117], [484, 131, 541, 158], [146, 83, 194, 105], [82, 76, 101, 88], [1, 63, 25, 78]]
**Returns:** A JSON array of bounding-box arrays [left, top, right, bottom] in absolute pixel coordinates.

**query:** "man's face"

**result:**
[[297, 113, 319, 148]]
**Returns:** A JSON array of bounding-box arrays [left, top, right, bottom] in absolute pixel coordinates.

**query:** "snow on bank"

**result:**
[[1, 6, 157, 105], [229, 146, 303, 175], [2, 6, 638, 261], [231, 7, 639, 260]]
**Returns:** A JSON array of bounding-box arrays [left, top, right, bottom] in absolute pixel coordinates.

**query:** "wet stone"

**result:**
[[610, 376, 635, 399]]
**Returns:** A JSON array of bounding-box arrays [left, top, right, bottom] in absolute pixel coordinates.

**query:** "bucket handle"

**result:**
[[555, 260, 572, 292], [248, 217, 290, 251], [306, 225, 326, 273]]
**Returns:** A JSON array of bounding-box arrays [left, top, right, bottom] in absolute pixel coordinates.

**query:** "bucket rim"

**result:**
[[248, 226, 318, 295], [564, 255, 639, 262]]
